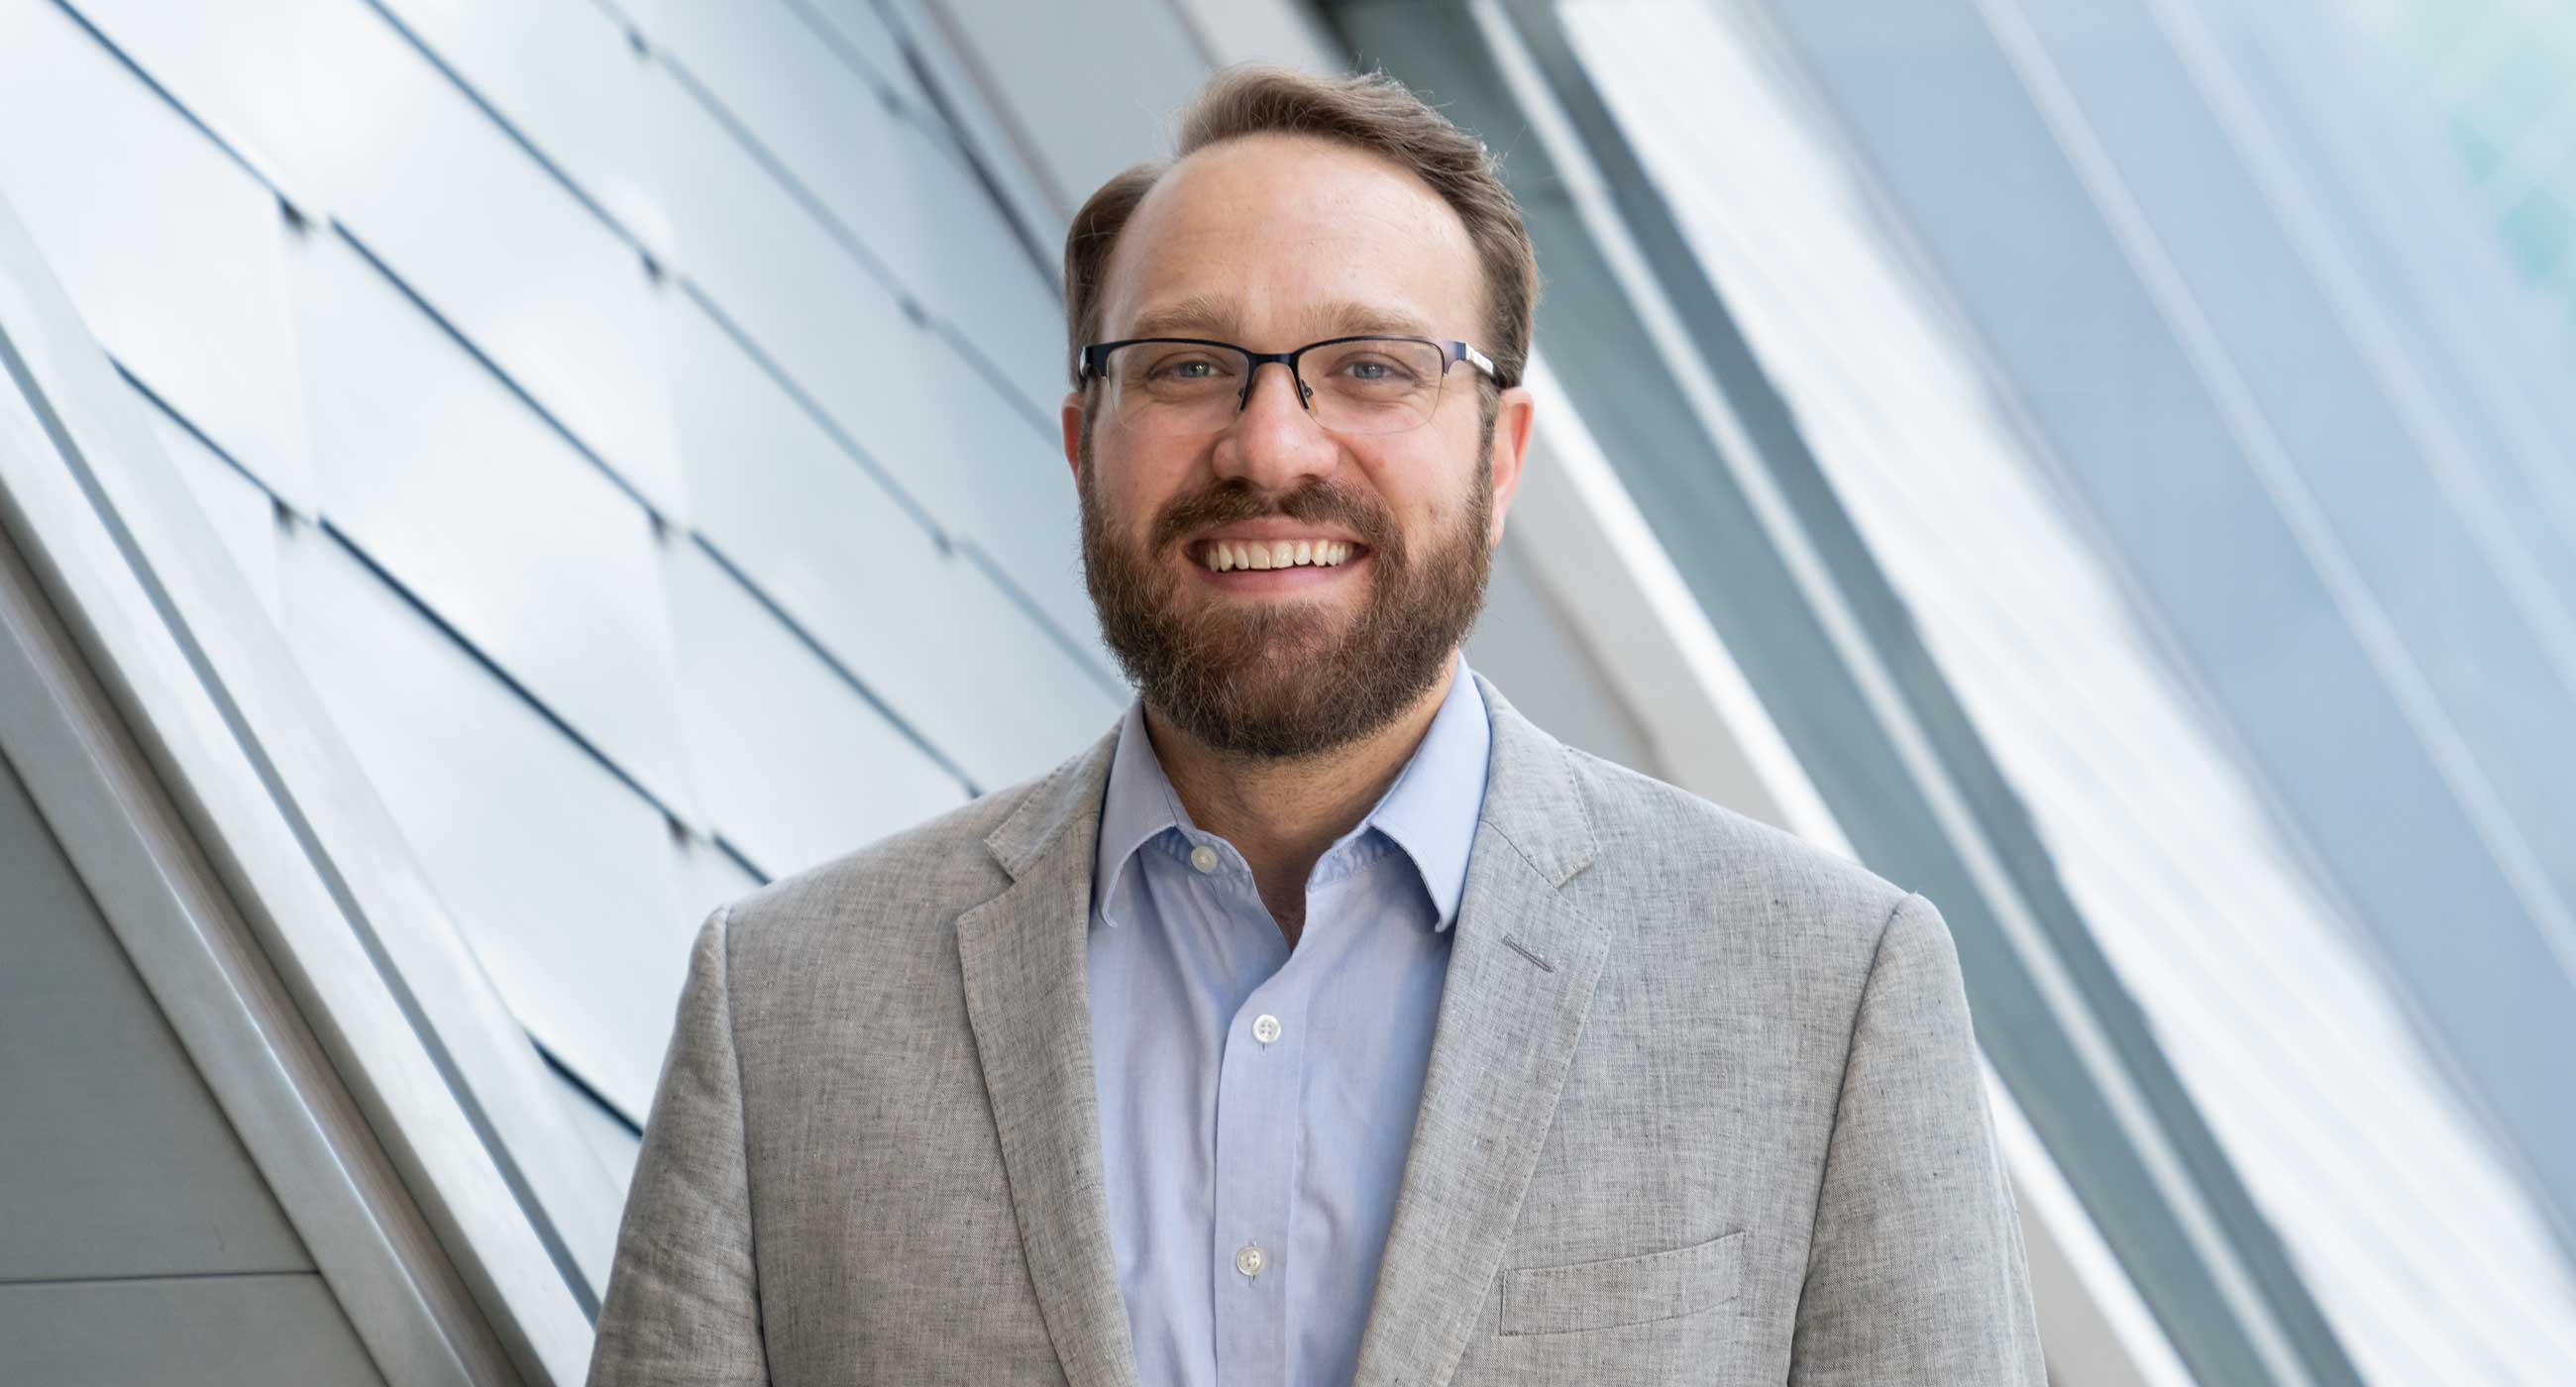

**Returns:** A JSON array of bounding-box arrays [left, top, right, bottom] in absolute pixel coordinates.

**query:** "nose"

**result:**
[[1211, 358, 1339, 491]]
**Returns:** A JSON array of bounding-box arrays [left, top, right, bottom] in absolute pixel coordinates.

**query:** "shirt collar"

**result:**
[[1091, 649, 1492, 933]]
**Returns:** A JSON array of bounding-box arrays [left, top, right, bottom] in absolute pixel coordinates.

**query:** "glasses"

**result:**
[[1078, 334, 1503, 437]]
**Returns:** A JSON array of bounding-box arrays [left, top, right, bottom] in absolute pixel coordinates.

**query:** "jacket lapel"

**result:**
[[954, 724, 1141, 1387], [954, 672, 1607, 1387], [1350, 672, 1610, 1387]]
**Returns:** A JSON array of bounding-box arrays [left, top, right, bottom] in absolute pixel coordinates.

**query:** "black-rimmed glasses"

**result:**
[[1077, 335, 1502, 437]]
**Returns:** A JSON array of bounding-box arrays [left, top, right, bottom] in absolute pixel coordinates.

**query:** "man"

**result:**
[[589, 63, 2045, 1387]]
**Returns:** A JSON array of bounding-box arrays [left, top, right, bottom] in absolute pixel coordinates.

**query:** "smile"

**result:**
[[1185, 535, 1372, 590], [1191, 537, 1363, 572]]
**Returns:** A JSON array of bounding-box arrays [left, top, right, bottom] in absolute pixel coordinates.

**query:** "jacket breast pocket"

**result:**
[[1497, 1227, 1747, 1336]]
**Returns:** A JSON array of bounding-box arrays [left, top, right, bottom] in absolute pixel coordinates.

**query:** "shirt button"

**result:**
[[1234, 1243, 1266, 1277], [1189, 843, 1219, 874], [1251, 1014, 1282, 1044]]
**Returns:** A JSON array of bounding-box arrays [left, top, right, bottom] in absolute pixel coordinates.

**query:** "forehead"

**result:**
[[1100, 132, 1483, 344]]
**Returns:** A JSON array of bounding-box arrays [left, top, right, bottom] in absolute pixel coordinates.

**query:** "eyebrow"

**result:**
[[1122, 293, 1439, 342]]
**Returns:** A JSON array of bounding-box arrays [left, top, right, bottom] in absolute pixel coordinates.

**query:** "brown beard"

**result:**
[[1076, 410, 1495, 760]]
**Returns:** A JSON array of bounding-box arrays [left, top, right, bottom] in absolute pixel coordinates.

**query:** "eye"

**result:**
[[1338, 354, 1420, 383], [1143, 353, 1233, 381]]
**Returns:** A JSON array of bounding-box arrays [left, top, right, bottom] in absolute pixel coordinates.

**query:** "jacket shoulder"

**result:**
[[713, 762, 1058, 959], [1558, 743, 1917, 946]]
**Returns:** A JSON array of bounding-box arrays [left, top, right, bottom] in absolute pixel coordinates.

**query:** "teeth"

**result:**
[[1199, 539, 1360, 572]]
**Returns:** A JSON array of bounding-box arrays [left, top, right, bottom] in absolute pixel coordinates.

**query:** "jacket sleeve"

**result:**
[[1789, 893, 2047, 1383], [587, 907, 772, 1386]]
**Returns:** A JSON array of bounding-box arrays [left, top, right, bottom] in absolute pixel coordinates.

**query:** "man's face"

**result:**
[[1062, 133, 1532, 759]]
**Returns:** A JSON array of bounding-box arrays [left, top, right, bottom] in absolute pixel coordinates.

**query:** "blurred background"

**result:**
[[1, 0, 2571, 1382]]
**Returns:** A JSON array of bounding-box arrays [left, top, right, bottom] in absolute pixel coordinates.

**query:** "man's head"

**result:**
[[1060, 64, 1540, 760]]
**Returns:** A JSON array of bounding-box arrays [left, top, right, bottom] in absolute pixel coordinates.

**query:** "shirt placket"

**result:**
[[1208, 857, 1306, 1387]]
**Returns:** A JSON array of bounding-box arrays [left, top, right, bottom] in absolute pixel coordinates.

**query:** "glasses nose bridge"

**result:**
[[1235, 347, 1315, 414]]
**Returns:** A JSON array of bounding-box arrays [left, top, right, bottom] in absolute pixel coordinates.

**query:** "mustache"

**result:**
[[1148, 478, 1400, 558]]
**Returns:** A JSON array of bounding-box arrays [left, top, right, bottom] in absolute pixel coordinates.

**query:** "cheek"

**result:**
[[1092, 450, 1196, 546]]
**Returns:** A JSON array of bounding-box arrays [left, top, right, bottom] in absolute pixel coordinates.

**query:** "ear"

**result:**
[[1484, 384, 1536, 549], [1061, 390, 1086, 483]]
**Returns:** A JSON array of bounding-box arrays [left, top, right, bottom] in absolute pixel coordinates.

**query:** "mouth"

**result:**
[[1184, 535, 1372, 592]]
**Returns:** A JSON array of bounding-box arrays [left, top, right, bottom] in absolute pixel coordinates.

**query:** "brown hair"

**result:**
[[1062, 63, 1540, 419]]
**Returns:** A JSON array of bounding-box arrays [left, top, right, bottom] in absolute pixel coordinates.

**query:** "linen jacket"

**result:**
[[586, 670, 2048, 1386]]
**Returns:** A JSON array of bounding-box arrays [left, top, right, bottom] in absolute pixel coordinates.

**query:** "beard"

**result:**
[[1076, 411, 1496, 761]]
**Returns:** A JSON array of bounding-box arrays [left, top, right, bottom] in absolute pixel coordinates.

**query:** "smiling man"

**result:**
[[588, 63, 2045, 1387]]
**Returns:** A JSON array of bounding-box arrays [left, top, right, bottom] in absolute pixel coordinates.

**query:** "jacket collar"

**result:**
[[959, 669, 1604, 1387], [1089, 650, 1493, 933]]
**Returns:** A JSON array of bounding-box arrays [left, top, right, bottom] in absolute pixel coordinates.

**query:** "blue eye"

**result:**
[[1143, 354, 1229, 381]]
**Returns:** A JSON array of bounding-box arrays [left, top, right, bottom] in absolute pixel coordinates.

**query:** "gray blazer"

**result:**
[[587, 671, 2046, 1385]]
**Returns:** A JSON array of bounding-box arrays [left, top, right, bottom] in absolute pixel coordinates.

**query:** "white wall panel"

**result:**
[[779, 0, 932, 110], [296, 0, 684, 517], [665, 541, 971, 876], [280, 530, 694, 1124], [370, 0, 673, 263], [654, 0, 1064, 415], [646, 59, 1096, 647], [668, 288, 1121, 794], [294, 231, 701, 819], [0, 0, 312, 505], [138, 387, 283, 622]]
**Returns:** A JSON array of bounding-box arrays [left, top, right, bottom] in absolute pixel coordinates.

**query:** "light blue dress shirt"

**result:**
[[1086, 650, 1492, 1387]]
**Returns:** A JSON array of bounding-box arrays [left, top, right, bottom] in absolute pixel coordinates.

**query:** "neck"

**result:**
[[1142, 654, 1459, 941]]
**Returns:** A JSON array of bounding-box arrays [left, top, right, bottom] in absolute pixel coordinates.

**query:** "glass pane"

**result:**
[[1564, 3, 2576, 1377]]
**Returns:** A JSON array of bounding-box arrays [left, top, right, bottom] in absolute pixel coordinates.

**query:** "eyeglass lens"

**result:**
[[1101, 338, 1450, 436]]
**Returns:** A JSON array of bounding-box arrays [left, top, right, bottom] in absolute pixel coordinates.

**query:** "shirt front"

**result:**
[[1085, 650, 1492, 1387]]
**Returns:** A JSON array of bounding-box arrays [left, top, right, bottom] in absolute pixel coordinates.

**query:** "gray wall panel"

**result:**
[[1462, 536, 1655, 772], [0, 1274, 383, 1387], [0, 0, 313, 506], [294, 230, 701, 820], [0, 753, 310, 1283]]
